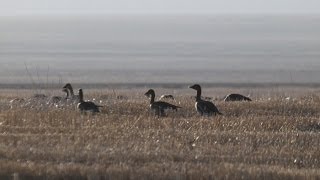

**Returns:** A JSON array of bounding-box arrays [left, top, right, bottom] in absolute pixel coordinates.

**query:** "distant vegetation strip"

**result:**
[[1, 82, 320, 89]]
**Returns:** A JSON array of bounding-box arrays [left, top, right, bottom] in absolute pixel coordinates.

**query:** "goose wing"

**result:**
[[86, 101, 103, 108], [196, 100, 222, 115], [78, 101, 102, 112], [152, 101, 181, 110], [243, 96, 252, 101]]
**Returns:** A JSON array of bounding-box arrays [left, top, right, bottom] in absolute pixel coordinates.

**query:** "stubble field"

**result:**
[[0, 86, 320, 179]]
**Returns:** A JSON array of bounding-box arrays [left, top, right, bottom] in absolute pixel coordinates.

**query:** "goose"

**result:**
[[63, 83, 80, 101], [189, 84, 222, 116], [77, 89, 102, 113], [48, 96, 62, 104], [48, 88, 69, 104], [62, 88, 69, 99], [159, 94, 175, 100], [9, 98, 25, 109], [145, 89, 181, 116], [33, 93, 47, 99], [25, 93, 48, 108], [224, 94, 252, 102]]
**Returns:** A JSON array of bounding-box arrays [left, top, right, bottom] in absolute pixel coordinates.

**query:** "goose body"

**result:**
[[77, 89, 102, 113], [9, 98, 25, 109], [145, 89, 181, 116], [189, 84, 222, 116], [77, 101, 102, 113], [33, 94, 47, 99], [224, 93, 251, 102], [48, 96, 62, 104]]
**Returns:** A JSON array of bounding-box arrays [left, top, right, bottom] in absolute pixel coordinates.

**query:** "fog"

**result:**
[[1, 15, 320, 84], [1, 0, 320, 15]]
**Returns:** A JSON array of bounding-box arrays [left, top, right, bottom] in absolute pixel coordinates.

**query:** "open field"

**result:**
[[1, 14, 320, 180], [0, 86, 320, 179]]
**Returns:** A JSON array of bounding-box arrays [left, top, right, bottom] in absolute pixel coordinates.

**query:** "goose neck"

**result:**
[[196, 89, 201, 101], [68, 86, 74, 96], [79, 91, 84, 103], [150, 93, 155, 104], [65, 90, 69, 99]]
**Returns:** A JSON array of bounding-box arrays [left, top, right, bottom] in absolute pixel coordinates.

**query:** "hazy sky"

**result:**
[[1, 0, 319, 15]]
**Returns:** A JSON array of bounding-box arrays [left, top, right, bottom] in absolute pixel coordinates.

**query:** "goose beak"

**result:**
[[144, 92, 150, 97], [189, 85, 195, 89]]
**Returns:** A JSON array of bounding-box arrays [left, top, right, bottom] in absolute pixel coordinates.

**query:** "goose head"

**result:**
[[189, 84, 201, 91], [63, 83, 72, 89], [144, 89, 155, 98]]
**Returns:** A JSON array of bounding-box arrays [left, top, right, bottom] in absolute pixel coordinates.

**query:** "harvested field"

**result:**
[[0, 86, 319, 179]]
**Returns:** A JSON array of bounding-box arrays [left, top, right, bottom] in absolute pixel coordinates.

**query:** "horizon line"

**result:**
[[1, 12, 320, 17]]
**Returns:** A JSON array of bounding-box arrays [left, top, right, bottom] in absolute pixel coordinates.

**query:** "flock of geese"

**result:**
[[9, 83, 252, 116], [146, 84, 251, 116]]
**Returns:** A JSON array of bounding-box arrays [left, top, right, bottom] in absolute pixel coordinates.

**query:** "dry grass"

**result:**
[[0, 87, 320, 180]]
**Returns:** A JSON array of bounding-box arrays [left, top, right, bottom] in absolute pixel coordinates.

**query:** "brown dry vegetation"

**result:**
[[0, 87, 320, 180]]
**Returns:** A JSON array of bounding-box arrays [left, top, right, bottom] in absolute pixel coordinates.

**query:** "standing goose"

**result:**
[[145, 89, 181, 116], [63, 83, 80, 102], [224, 93, 252, 102], [77, 89, 102, 113], [189, 84, 222, 116]]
